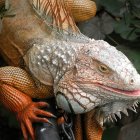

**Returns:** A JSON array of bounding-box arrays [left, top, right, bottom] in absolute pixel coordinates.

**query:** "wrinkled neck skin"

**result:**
[[94, 99, 139, 127]]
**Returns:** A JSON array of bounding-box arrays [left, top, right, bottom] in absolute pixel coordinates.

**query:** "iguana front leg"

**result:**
[[0, 66, 55, 140]]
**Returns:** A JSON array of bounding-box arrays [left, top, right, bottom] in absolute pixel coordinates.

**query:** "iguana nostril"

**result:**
[[130, 79, 134, 84]]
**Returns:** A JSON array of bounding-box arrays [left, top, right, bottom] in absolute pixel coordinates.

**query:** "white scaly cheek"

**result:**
[[106, 75, 123, 89], [77, 68, 99, 81]]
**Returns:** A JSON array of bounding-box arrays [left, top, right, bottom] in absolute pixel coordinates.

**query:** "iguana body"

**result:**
[[0, 0, 140, 140]]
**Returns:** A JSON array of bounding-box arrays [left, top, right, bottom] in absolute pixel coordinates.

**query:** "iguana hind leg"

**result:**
[[0, 66, 54, 140]]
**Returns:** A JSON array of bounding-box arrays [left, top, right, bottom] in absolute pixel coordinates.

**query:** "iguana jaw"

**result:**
[[96, 83, 140, 97], [56, 80, 140, 114], [75, 78, 140, 98]]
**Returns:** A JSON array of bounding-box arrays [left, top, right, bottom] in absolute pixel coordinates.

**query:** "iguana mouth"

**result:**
[[77, 80, 140, 96], [96, 83, 140, 97]]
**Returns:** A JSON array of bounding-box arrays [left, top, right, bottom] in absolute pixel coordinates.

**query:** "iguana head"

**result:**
[[56, 39, 140, 123]]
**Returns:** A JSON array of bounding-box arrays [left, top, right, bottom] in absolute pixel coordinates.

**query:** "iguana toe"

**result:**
[[17, 101, 55, 140]]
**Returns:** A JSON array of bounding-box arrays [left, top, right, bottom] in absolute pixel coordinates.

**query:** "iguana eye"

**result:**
[[98, 64, 109, 73]]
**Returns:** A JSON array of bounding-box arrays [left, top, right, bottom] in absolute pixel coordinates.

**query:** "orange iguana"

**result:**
[[0, 0, 140, 140]]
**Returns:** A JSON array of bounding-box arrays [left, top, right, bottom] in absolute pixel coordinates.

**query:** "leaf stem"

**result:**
[[106, 35, 120, 46]]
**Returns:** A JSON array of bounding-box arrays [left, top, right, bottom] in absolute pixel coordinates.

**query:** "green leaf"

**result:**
[[78, 16, 105, 39], [130, 0, 140, 9], [117, 45, 140, 73], [123, 13, 135, 26], [113, 13, 139, 41], [101, 12, 114, 34], [78, 12, 114, 39], [132, 8, 140, 18], [114, 20, 130, 34], [121, 29, 138, 40], [135, 28, 140, 34], [99, 0, 127, 17], [115, 22, 138, 40], [131, 19, 140, 28]]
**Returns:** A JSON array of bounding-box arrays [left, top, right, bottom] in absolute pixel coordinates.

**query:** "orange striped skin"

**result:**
[[0, 66, 53, 98], [0, 84, 32, 112], [74, 115, 83, 140], [65, 0, 97, 22], [73, 111, 103, 140], [85, 110, 103, 140]]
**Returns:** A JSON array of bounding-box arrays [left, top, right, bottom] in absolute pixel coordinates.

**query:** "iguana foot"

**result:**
[[17, 102, 55, 140]]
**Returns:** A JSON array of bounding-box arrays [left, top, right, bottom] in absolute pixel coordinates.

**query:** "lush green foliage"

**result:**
[[95, 0, 140, 41]]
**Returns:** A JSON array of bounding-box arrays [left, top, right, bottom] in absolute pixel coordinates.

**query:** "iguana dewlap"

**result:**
[[0, 0, 140, 140]]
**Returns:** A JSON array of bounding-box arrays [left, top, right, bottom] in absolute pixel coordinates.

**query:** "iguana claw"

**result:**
[[17, 102, 55, 140]]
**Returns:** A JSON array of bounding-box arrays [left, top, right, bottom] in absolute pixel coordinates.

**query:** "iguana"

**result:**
[[0, 0, 140, 140]]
